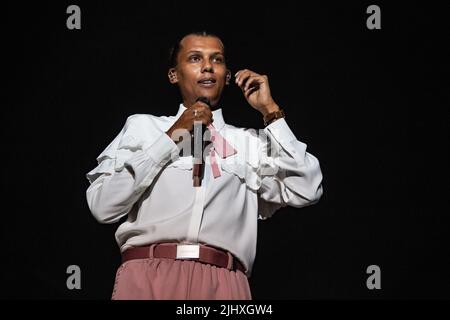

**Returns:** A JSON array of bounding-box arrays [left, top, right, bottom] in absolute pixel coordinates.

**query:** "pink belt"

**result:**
[[122, 243, 246, 274]]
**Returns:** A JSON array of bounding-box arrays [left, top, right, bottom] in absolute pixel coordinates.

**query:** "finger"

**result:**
[[238, 69, 261, 86], [191, 108, 204, 121], [236, 70, 252, 87], [243, 76, 262, 92], [234, 69, 244, 85], [193, 105, 209, 114], [241, 73, 255, 90], [200, 115, 213, 126], [235, 69, 253, 87], [193, 101, 208, 110], [244, 85, 259, 99], [236, 70, 253, 88], [235, 69, 258, 77], [234, 69, 246, 79]]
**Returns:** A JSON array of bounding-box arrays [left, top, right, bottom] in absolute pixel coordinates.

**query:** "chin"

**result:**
[[197, 92, 216, 101]]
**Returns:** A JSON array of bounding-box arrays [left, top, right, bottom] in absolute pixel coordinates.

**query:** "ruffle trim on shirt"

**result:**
[[217, 126, 275, 192], [220, 155, 260, 191], [218, 126, 288, 219], [166, 156, 193, 171], [221, 160, 285, 220], [220, 153, 281, 192], [86, 114, 171, 184], [86, 157, 116, 183]]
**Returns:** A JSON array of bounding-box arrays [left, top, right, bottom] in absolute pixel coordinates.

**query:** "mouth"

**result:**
[[197, 78, 217, 88]]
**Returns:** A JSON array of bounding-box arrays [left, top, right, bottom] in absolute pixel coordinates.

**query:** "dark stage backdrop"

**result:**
[[3, 1, 449, 299]]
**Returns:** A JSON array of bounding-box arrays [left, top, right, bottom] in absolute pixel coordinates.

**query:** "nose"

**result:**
[[201, 59, 213, 73]]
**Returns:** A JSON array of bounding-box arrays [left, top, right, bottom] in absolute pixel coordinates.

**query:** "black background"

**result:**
[[3, 1, 449, 299]]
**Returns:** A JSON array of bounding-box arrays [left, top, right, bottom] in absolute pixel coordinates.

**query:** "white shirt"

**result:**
[[86, 104, 323, 275]]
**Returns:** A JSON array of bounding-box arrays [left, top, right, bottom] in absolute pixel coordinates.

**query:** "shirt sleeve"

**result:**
[[257, 118, 323, 219], [86, 131, 179, 224]]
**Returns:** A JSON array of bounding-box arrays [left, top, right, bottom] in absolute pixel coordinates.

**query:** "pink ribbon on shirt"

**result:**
[[207, 124, 237, 178]]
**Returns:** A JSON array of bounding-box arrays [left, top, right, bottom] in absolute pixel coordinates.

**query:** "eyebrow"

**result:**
[[186, 50, 224, 55]]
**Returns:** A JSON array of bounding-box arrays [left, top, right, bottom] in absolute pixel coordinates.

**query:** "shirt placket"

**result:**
[[185, 152, 212, 245]]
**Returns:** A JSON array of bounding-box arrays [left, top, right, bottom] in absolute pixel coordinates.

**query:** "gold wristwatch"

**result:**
[[263, 109, 285, 126]]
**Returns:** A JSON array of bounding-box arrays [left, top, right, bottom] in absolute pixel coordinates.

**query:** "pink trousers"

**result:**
[[111, 246, 252, 300]]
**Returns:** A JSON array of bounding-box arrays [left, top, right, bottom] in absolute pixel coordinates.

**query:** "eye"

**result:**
[[213, 56, 224, 63], [189, 55, 201, 62]]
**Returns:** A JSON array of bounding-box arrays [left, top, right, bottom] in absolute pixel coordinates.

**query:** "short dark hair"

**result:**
[[168, 31, 225, 68]]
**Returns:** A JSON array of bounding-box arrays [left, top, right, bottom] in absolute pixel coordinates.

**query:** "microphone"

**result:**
[[192, 97, 211, 187]]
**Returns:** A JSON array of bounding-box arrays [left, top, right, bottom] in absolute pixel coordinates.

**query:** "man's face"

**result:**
[[168, 35, 230, 108]]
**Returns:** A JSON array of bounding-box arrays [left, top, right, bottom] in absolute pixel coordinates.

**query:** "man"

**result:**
[[86, 31, 323, 300]]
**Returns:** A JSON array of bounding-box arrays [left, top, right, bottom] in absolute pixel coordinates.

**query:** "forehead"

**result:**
[[179, 35, 224, 54]]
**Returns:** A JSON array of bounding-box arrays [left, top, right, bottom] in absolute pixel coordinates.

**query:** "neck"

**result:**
[[183, 98, 220, 110]]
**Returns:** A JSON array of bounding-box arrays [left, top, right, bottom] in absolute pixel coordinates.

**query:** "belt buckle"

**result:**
[[176, 244, 200, 259]]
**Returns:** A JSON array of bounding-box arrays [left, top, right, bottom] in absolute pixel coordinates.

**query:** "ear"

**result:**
[[168, 68, 178, 84], [225, 69, 231, 85]]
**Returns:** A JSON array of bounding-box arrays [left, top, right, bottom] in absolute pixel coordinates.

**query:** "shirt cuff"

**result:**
[[264, 118, 297, 144], [263, 118, 306, 161]]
